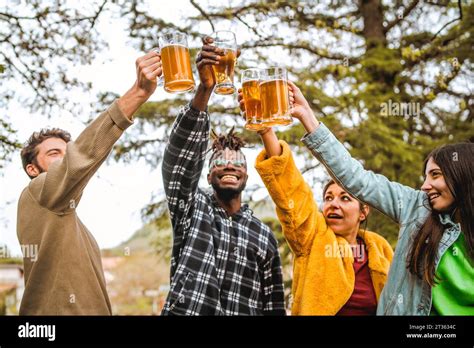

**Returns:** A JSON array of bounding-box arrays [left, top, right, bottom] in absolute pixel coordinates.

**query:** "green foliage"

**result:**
[[1, 1, 108, 168], [3, 1, 473, 263], [116, 0, 472, 253], [0, 258, 23, 265], [0, 119, 21, 171]]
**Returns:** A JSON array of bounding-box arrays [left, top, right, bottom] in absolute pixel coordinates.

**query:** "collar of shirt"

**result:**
[[210, 193, 253, 221], [439, 212, 459, 229]]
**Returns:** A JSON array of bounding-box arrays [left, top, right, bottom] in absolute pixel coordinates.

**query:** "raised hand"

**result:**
[[288, 81, 320, 133], [195, 36, 224, 90], [117, 50, 162, 119], [135, 50, 162, 98]]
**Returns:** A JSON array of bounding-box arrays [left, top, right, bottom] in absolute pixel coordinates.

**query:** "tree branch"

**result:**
[[0, 52, 50, 106], [431, 0, 462, 40], [384, 0, 420, 33], [301, 163, 321, 175], [242, 41, 359, 64], [89, 0, 108, 30], [1, 1, 108, 28], [189, 0, 215, 32]]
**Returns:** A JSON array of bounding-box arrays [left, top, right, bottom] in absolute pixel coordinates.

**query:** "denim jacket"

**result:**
[[302, 123, 462, 315]]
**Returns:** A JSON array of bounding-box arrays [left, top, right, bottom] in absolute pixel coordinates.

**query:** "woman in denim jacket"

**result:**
[[285, 81, 473, 315]]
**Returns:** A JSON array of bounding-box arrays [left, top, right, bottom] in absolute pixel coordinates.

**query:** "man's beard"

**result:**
[[33, 160, 46, 175], [211, 182, 245, 201]]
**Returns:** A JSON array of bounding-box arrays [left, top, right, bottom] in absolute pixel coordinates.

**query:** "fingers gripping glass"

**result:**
[[211, 30, 237, 95], [241, 68, 265, 131], [156, 32, 195, 93], [260, 67, 292, 127]]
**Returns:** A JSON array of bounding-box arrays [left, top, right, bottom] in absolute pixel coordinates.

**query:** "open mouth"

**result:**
[[428, 192, 441, 202], [326, 213, 343, 220], [219, 174, 240, 184]]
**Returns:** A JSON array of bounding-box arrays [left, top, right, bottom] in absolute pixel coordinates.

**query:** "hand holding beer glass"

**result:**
[[241, 68, 264, 131], [238, 66, 293, 131], [157, 32, 195, 93], [211, 30, 238, 95], [260, 67, 292, 126]]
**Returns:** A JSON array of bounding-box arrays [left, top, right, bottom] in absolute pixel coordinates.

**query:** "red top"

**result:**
[[336, 237, 377, 316]]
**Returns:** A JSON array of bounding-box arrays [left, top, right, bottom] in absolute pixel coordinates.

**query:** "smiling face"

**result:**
[[421, 157, 455, 213], [207, 148, 248, 198], [26, 137, 67, 178], [322, 183, 369, 239]]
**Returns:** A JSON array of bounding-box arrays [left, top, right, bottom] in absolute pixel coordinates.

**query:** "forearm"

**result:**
[[259, 129, 282, 157], [163, 104, 209, 186], [191, 84, 213, 112], [255, 141, 320, 254], [162, 103, 209, 222], [299, 111, 320, 135], [302, 123, 421, 223], [117, 84, 152, 120], [34, 101, 133, 212]]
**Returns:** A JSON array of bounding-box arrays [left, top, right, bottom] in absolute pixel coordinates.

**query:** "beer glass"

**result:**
[[157, 32, 195, 93], [211, 30, 237, 95], [241, 68, 264, 131], [260, 67, 292, 126]]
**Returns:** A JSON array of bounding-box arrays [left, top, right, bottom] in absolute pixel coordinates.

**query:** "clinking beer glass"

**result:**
[[211, 30, 237, 95], [260, 67, 292, 126], [241, 68, 264, 131], [157, 32, 195, 93]]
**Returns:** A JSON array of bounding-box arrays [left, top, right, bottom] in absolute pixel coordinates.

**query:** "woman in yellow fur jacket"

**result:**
[[239, 85, 393, 315]]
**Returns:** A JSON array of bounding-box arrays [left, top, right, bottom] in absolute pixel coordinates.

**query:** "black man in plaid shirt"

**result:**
[[161, 37, 285, 315]]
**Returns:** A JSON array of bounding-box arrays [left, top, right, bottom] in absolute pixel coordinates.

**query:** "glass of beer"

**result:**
[[157, 32, 195, 93], [241, 68, 264, 131], [260, 67, 292, 126], [211, 30, 237, 95]]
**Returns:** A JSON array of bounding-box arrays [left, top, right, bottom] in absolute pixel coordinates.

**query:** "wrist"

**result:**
[[257, 127, 272, 137], [191, 84, 213, 111], [117, 85, 150, 120], [300, 111, 319, 134], [198, 83, 214, 94], [126, 84, 152, 102]]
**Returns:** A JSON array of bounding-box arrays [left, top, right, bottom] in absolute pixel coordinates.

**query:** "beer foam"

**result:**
[[217, 46, 236, 52], [163, 43, 188, 49], [259, 79, 287, 85]]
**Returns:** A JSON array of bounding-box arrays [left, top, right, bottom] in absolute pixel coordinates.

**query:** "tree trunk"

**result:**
[[359, 0, 387, 47]]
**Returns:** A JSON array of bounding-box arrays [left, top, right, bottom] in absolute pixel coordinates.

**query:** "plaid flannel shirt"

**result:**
[[161, 103, 286, 316]]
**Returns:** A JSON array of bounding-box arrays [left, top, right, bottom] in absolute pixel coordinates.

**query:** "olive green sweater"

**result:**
[[17, 101, 133, 315]]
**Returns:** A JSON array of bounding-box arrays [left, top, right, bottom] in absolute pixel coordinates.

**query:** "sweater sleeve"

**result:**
[[255, 140, 327, 256], [302, 123, 425, 225], [28, 100, 133, 213]]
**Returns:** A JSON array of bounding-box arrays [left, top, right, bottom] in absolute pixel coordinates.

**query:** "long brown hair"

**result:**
[[408, 142, 474, 286]]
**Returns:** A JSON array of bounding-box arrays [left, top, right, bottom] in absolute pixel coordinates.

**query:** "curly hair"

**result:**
[[209, 127, 247, 164], [210, 126, 246, 152]]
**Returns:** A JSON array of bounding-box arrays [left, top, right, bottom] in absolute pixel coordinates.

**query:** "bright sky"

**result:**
[[0, 1, 328, 256], [2, 1, 469, 257]]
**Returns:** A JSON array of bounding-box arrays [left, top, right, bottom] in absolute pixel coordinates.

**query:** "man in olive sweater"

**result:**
[[16, 51, 162, 315]]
